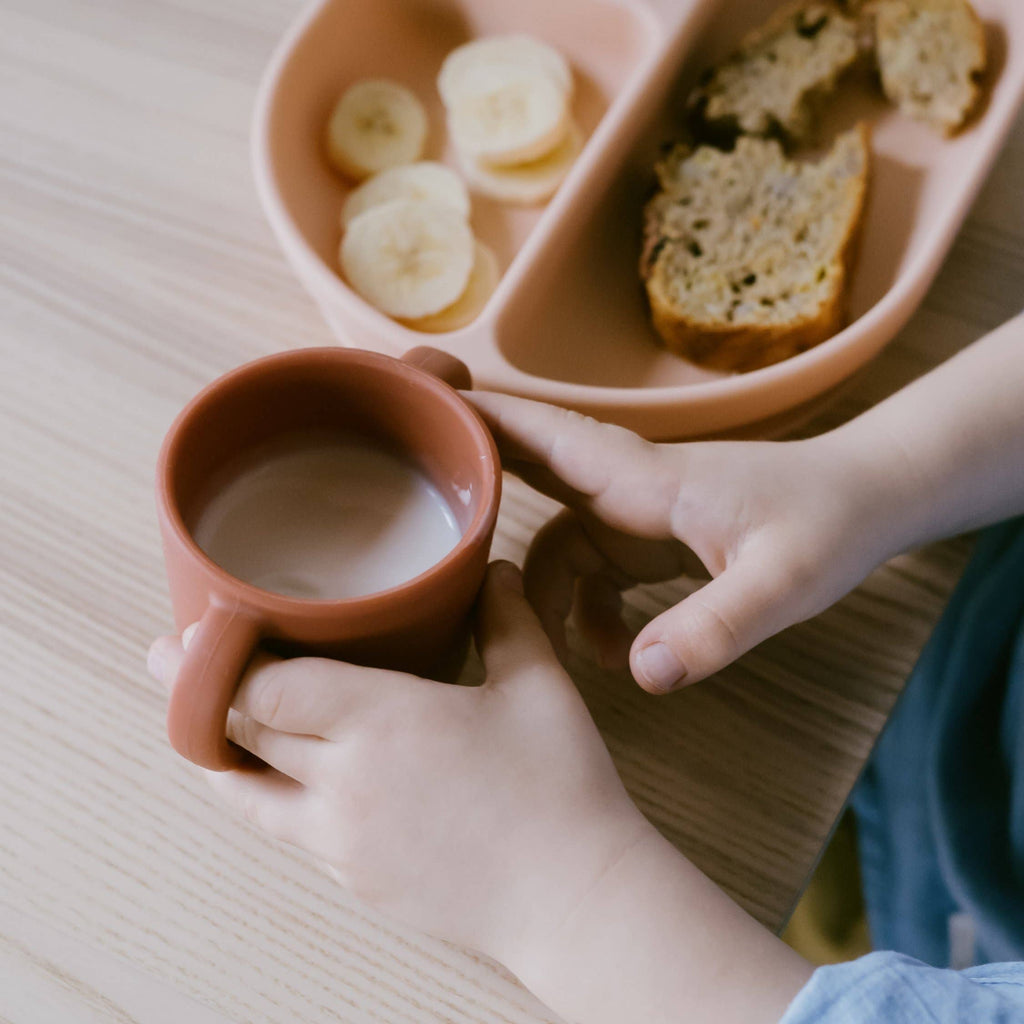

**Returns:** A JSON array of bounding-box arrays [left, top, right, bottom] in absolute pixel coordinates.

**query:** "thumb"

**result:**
[[629, 561, 788, 693], [474, 560, 567, 686]]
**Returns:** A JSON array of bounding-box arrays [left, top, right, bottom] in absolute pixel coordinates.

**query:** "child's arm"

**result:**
[[149, 563, 812, 1024], [467, 311, 1024, 692], [829, 311, 1024, 545]]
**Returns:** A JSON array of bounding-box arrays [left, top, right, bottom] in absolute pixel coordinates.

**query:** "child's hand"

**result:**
[[149, 563, 812, 1022], [467, 394, 908, 693], [147, 562, 651, 967]]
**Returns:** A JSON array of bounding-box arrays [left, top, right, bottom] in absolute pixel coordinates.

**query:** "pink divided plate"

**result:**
[[252, 0, 1024, 440]]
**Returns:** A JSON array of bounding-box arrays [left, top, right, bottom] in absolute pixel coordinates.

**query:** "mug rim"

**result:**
[[156, 346, 501, 614]]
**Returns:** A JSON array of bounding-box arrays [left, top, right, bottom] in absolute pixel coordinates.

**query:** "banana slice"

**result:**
[[326, 79, 428, 180], [447, 65, 570, 167], [403, 242, 499, 333], [438, 34, 573, 108], [340, 199, 474, 318], [458, 121, 583, 205], [341, 162, 470, 229]]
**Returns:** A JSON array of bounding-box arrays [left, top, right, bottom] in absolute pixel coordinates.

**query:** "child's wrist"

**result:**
[[504, 823, 812, 1024], [480, 805, 656, 978], [808, 420, 935, 562]]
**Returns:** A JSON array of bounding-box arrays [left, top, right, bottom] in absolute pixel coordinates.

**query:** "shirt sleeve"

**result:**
[[779, 951, 1024, 1023]]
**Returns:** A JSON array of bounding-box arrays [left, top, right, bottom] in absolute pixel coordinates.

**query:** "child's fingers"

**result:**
[[146, 624, 205, 689], [629, 560, 787, 693], [466, 394, 674, 534], [522, 511, 619, 663], [225, 709, 325, 784], [474, 561, 563, 684], [147, 634, 185, 688], [203, 763, 313, 848], [464, 392, 591, 465], [148, 635, 421, 742], [502, 457, 592, 512], [522, 511, 699, 670], [575, 574, 634, 670], [229, 656, 414, 740]]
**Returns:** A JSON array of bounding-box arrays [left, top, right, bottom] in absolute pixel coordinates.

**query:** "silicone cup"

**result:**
[[156, 346, 499, 771]]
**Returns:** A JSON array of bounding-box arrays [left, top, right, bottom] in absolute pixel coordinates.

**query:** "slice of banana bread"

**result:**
[[641, 124, 870, 373], [688, 1, 864, 144], [871, 0, 986, 135]]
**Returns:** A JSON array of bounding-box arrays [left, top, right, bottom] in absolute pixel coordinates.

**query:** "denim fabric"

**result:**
[[780, 952, 1024, 1023], [851, 518, 1024, 966]]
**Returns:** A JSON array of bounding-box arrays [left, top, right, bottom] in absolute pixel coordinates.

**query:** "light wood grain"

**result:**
[[0, 0, 1021, 1021], [0, 901, 236, 1024]]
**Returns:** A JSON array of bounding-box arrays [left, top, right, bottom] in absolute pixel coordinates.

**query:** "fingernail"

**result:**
[[182, 622, 199, 649], [636, 643, 686, 693]]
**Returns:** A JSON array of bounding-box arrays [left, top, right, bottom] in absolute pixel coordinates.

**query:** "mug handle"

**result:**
[[166, 598, 262, 771], [401, 346, 472, 391]]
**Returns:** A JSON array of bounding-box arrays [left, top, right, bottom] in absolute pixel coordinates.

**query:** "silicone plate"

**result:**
[[252, 0, 1024, 440]]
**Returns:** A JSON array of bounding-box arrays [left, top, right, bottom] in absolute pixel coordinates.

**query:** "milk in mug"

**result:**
[[191, 430, 463, 600]]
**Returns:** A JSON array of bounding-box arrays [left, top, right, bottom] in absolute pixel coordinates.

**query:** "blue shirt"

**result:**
[[782, 517, 1024, 1021], [781, 952, 1024, 1022]]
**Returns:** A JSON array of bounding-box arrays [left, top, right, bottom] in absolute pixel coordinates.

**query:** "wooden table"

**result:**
[[2, 1, 1022, 1020]]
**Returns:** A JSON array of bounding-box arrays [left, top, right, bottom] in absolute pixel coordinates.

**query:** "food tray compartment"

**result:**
[[253, 0, 1024, 438]]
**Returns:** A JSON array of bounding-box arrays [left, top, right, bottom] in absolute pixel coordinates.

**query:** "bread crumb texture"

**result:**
[[872, 0, 986, 135], [689, 1, 864, 143], [642, 125, 870, 372]]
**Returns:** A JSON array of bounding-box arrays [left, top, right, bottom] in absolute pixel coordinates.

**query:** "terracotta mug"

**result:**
[[156, 346, 500, 771]]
